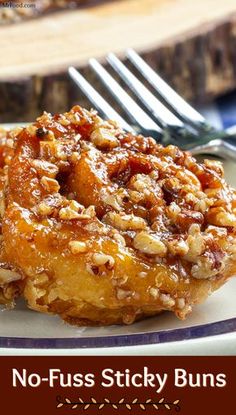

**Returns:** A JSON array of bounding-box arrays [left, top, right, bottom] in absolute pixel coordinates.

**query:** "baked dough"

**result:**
[[0, 127, 23, 306], [1, 106, 236, 325]]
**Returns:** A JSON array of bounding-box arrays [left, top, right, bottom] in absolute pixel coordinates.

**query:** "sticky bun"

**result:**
[[0, 107, 235, 325]]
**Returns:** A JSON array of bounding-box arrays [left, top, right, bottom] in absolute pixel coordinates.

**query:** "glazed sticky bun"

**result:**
[[0, 106, 235, 325]]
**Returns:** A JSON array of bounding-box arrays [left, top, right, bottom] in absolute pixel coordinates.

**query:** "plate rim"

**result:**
[[1, 316, 236, 349]]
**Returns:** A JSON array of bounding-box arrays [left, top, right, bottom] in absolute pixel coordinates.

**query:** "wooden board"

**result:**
[[1, 0, 236, 122]]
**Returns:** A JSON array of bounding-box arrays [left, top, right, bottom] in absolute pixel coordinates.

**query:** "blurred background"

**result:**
[[0, 0, 236, 131]]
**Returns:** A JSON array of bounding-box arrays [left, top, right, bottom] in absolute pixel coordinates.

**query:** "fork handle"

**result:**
[[190, 139, 236, 161]]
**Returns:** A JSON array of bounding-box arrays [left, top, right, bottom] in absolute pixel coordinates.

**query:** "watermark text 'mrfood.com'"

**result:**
[[0, 2, 36, 9]]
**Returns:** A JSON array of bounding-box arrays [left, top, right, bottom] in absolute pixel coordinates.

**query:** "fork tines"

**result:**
[[68, 50, 236, 160], [126, 49, 206, 129], [68, 66, 134, 133], [69, 49, 209, 141]]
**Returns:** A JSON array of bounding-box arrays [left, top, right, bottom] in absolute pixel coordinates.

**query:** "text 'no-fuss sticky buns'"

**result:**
[[0, 106, 235, 325]]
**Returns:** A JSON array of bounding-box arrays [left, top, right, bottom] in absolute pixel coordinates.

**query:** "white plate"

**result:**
[[0, 142, 235, 355]]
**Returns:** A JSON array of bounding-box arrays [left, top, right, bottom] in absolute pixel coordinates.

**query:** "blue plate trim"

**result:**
[[1, 317, 236, 349]]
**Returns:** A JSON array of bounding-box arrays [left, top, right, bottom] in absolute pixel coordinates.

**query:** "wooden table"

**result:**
[[0, 0, 236, 122]]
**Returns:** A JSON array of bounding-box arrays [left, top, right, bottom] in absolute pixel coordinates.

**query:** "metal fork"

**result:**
[[68, 49, 236, 160]]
